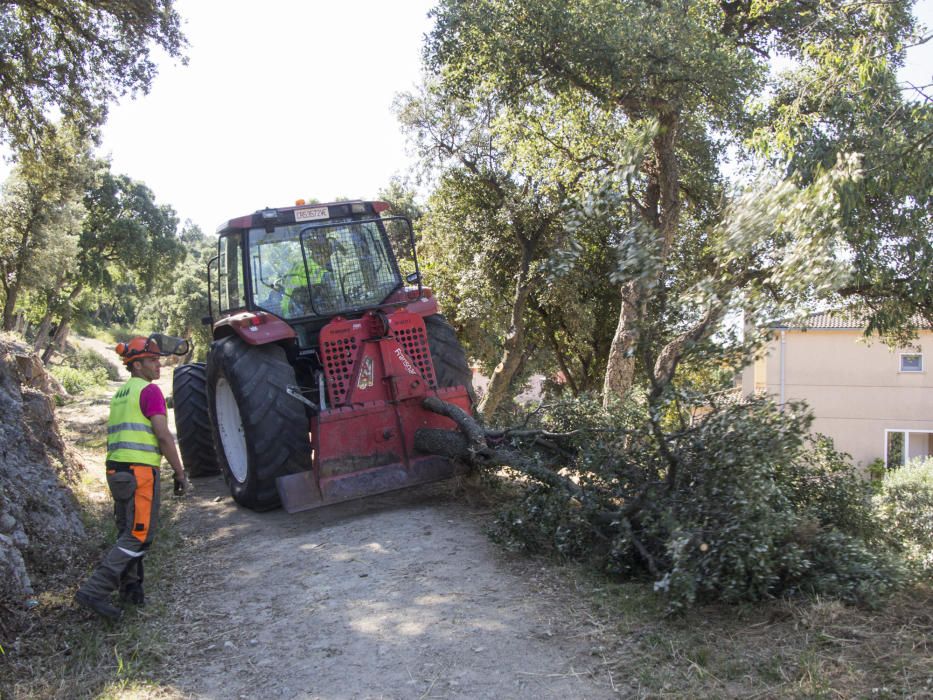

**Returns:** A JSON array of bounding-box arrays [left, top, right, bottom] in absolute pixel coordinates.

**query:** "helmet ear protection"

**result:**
[[115, 334, 190, 365], [116, 336, 161, 365]]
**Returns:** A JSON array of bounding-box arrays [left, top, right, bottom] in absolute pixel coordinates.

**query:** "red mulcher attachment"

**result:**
[[276, 309, 473, 513]]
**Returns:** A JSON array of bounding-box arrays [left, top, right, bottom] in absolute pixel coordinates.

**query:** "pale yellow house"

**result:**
[[742, 312, 933, 469]]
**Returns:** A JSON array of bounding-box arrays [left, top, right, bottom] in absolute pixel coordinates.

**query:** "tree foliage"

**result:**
[[758, 40, 933, 341], [423, 0, 927, 405], [80, 168, 183, 291], [398, 85, 567, 414], [0, 0, 186, 149], [139, 221, 213, 361], [0, 122, 93, 331], [479, 394, 905, 611], [32, 164, 184, 360], [0, 137, 185, 359], [398, 83, 633, 414]]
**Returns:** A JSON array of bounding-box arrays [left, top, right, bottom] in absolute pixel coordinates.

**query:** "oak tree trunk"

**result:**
[[602, 111, 681, 405], [602, 280, 641, 406], [478, 233, 536, 416], [42, 320, 70, 364], [32, 313, 54, 354]]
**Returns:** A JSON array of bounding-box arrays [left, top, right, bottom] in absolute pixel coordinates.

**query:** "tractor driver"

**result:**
[[75, 335, 190, 620], [281, 235, 336, 316]]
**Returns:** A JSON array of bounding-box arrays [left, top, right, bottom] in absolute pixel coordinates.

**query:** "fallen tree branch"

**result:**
[[418, 396, 654, 535], [418, 396, 584, 497], [414, 426, 584, 497], [422, 396, 486, 452]]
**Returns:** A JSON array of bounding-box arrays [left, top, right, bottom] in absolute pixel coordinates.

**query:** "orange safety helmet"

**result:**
[[115, 336, 162, 365]]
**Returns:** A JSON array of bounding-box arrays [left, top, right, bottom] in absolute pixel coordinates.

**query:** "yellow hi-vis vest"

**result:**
[[282, 257, 326, 316], [107, 377, 162, 467]]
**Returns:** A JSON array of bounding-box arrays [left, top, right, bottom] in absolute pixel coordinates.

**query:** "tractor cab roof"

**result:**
[[216, 200, 391, 235]]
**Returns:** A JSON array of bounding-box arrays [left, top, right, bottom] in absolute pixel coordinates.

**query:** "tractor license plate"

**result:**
[[294, 206, 329, 221]]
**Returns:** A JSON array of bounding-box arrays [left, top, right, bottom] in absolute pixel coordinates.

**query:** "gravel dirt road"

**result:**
[[62, 338, 615, 698], [165, 477, 613, 699]]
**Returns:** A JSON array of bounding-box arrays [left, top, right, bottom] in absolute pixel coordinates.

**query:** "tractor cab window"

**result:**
[[249, 218, 401, 320], [218, 232, 245, 312], [207, 255, 220, 318]]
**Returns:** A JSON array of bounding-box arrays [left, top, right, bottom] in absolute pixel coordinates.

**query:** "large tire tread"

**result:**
[[424, 314, 475, 404], [172, 363, 220, 477], [207, 337, 311, 510]]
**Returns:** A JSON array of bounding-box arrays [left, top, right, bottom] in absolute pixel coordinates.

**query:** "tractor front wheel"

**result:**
[[424, 314, 475, 404], [172, 363, 220, 477], [206, 336, 311, 510]]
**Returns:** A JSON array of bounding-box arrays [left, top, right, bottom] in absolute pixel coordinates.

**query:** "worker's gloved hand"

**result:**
[[173, 475, 192, 497]]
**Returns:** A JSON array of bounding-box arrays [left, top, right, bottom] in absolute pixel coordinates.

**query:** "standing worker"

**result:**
[[75, 334, 191, 620]]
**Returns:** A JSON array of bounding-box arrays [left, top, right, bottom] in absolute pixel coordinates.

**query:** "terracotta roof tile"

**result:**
[[770, 310, 930, 330], [768, 310, 862, 330]]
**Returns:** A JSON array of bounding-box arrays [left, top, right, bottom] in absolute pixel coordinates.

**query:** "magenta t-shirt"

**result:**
[[139, 383, 167, 418]]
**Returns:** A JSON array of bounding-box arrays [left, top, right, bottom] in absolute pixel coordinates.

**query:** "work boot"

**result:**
[[75, 590, 123, 621], [119, 583, 145, 607]]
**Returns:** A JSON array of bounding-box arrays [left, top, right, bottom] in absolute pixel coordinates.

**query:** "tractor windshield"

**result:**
[[248, 218, 402, 319]]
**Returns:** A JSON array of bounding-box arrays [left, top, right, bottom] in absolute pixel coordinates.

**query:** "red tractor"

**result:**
[[172, 200, 474, 512]]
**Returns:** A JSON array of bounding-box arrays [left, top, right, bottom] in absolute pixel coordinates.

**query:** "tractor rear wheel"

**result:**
[[206, 336, 311, 510], [172, 363, 219, 477], [424, 314, 475, 404]]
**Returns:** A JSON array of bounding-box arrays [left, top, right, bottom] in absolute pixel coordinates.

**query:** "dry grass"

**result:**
[[0, 473, 190, 700], [528, 565, 933, 699]]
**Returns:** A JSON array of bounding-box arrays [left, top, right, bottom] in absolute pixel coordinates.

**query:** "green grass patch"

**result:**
[[63, 346, 122, 382], [50, 365, 109, 395], [72, 323, 134, 346]]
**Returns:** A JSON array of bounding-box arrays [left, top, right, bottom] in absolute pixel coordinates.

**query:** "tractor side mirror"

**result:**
[[405, 272, 420, 285]]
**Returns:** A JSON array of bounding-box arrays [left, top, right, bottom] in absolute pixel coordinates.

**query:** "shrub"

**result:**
[[867, 458, 886, 485], [64, 347, 121, 381], [50, 366, 108, 395], [874, 457, 933, 573], [488, 394, 906, 611], [779, 435, 883, 545]]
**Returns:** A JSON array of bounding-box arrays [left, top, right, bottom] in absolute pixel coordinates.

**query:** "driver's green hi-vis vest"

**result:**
[[107, 377, 162, 467], [283, 257, 325, 316]]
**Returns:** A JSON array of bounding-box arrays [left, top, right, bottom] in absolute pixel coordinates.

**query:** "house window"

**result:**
[[885, 429, 933, 468], [886, 431, 905, 468], [899, 353, 923, 372]]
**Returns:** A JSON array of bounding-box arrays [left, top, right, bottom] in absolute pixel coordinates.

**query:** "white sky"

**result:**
[[1, 0, 931, 235], [98, 0, 437, 233]]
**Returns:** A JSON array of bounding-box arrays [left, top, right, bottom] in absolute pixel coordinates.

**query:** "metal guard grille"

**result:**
[[319, 312, 437, 407], [389, 313, 437, 390], [320, 328, 359, 406]]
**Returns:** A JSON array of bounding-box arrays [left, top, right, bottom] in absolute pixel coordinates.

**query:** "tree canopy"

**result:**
[[417, 0, 928, 408], [0, 0, 186, 149], [0, 122, 93, 330], [0, 133, 186, 359]]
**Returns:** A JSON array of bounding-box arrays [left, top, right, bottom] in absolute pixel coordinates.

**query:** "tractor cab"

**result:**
[[208, 200, 419, 344], [207, 200, 430, 391]]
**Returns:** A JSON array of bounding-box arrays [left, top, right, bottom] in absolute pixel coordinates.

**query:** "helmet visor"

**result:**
[[148, 333, 190, 357]]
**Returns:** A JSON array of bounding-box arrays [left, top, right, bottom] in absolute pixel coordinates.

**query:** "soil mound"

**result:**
[[0, 335, 87, 638]]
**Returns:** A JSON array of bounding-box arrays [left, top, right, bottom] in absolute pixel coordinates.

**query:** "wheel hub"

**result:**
[[214, 377, 248, 483]]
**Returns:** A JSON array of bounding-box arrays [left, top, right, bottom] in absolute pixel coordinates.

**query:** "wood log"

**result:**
[[416, 396, 584, 497], [418, 396, 656, 568]]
